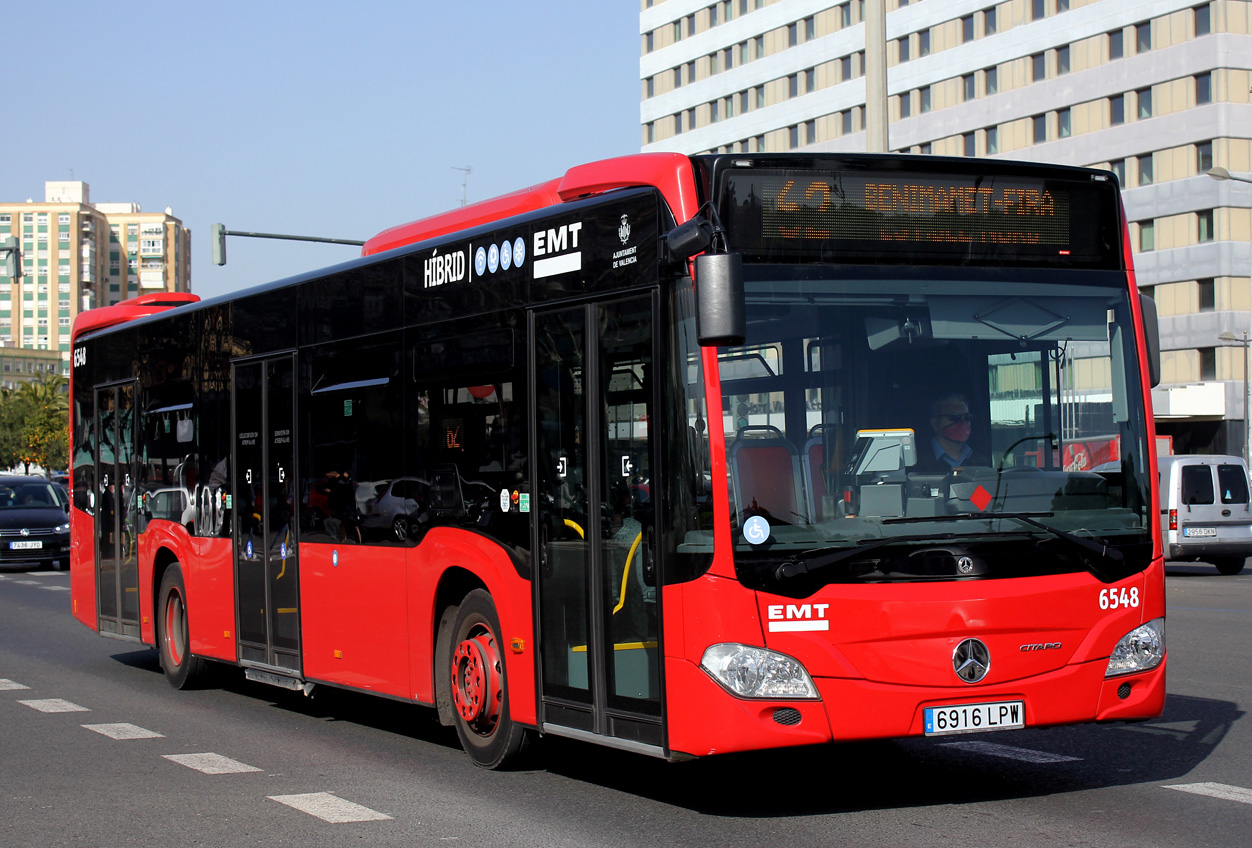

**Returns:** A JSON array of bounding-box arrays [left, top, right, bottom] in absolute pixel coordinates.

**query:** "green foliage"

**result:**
[[0, 374, 69, 475]]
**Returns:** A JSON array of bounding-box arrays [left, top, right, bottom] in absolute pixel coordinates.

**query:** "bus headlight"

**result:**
[[1105, 618, 1165, 677], [700, 643, 819, 699]]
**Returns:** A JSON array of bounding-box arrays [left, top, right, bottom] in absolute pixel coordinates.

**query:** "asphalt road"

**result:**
[[1, 562, 1248, 847]]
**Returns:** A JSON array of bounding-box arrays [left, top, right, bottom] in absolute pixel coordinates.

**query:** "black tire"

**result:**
[[447, 589, 532, 768], [157, 564, 209, 689], [1213, 558, 1246, 576]]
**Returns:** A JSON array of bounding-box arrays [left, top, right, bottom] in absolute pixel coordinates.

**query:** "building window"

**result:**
[[899, 93, 912, 119], [789, 125, 800, 149], [709, 52, 720, 74], [841, 55, 852, 80], [963, 74, 975, 102], [1058, 108, 1071, 138], [755, 36, 764, 58], [985, 6, 997, 35], [1196, 72, 1212, 105], [986, 126, 999, 154], [674, 21, 682, 42], [1198, 140, 1214, 173], [962, 15, 974, 42], [898, 37, 909, 62], [1032, 0, 1046, 20], [710, 100, 719, 122], [709, 3, 718, 26], [646, 31, 654, 52], [687, 61, 696, 82], [920, 86, 931, 113], [1032, 53, 1046, 82], [805, 68, 816, 93], [1137, 87, 1153, 119], [756, 86, 764, 109], [1057, 0, 1069, 10], [840, 3, 851, 28], [1138, 154, 1154, 186], [788, 23, 798, 46], [1109, 30, 1124, 60], [687, 14, 696, 36], [789, 74, 799, 98], [1110, 94, 1125, 125], [1033, 114, 1047, 144], [674, 113, 683, 134], [804, 15, 815, 40], [1139, 221, 1155, 251], [964, 133, 976, 157], [1198, 210, 1215, 243], [1195, 3, 1211, 36], [1200, 347, 1216, 380], [1198, 278, 1215, 311], [1057, 45, 1070, 75], [646, 77, 654, 98], [842, 110, 853, 135], [985, 67, 998, 95], [806, 120, 817, 145], [1135, 21, 1151, 53], [919, 31, 930, 56], [1110, 159, 1126, 185]]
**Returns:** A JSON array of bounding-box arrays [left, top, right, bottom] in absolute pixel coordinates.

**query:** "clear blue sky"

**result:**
[[1, 1, 642, 300]]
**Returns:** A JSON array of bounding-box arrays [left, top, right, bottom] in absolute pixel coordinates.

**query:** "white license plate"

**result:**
[[1183, 527, 1217, 537], [924, 700, 1025, 736], [9, 540, 43, 550]]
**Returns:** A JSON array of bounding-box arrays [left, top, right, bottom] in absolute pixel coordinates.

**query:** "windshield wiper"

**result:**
[[884, 511, 1124, 582], [775, 532, 957, 581]]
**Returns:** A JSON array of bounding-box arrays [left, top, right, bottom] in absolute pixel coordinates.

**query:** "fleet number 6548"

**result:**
[[1099, 587, 1139, 610]]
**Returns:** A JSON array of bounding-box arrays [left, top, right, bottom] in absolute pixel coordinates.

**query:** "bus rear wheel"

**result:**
[[448, 589, 532, 768], [157, 564, 208, 689]]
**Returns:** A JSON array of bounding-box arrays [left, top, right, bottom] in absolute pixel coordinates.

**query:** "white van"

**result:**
[[1158, 454, 1252, 575]]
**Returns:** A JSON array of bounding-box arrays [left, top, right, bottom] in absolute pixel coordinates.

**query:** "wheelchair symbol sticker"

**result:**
[[743, 515, 771, 546]]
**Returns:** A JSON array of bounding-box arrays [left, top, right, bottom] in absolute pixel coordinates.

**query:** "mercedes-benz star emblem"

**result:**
[[957, 555, 975, 574], [953, 638, 990, 683]]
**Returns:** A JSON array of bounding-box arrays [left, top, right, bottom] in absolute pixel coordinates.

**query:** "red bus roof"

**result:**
[[362, 152, 700, 256], [71, 291, 200, 341]]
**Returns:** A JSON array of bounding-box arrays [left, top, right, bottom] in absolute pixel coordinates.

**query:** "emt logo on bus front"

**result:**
[[767, 603, 830, 632]]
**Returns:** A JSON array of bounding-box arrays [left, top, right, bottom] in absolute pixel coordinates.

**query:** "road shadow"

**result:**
[[533, 692, 1242, 817], [1165, 562, 1247, 578]]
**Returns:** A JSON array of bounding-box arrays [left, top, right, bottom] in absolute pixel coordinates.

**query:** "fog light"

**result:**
[[700, 643, 819, 699], [1106, 618, 1165, 677]]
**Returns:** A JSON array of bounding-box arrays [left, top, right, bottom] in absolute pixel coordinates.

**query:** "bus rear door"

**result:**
[[94, 381, 140, 640]]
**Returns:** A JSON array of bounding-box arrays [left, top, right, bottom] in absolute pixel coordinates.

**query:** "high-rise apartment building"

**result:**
[[0, 181, 191, 375], [640, 0, 1252, 455]]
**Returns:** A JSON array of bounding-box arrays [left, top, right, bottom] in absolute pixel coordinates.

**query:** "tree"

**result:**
[[0, 374, 69, 475]]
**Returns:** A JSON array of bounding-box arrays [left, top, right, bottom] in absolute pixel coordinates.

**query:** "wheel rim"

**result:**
[[451, 624, 502, 735], [164, 589, 186, 667]]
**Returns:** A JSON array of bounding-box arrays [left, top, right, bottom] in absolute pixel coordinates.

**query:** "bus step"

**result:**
[[245, 667, 314, 696]]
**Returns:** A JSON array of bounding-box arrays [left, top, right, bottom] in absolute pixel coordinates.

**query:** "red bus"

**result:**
[[69, 152, 1166, 768]]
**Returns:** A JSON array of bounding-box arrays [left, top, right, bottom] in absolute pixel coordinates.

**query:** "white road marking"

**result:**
[[13, 580, 41, 585], [18, 698, 89, 713], [0, 679, 31, 690], [940, 741, 1081, 763], [163, 753, 263, 774], [28, 570, 64, 575], [1164, 782, 1252, 805], [83, 722, 164, 740], [42, 585, 71, 591], [269, 792, 392, 823]]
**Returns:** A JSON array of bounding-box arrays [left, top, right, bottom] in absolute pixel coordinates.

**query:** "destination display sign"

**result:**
[[719, 169, 1120, 268]]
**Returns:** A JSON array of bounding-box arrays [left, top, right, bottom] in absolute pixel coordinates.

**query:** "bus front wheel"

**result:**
[[448, 589, 532, 768], [157, 563, 208, 689]]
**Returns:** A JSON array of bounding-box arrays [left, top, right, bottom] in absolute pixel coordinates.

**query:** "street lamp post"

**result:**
[[1219, 330, 1251, 466], [1209, 166, 1252, 465]]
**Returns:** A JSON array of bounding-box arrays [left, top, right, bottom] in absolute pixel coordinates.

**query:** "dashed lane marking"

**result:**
[[1164, 782, 1252, 805], [83, 722, 164, 740], [163, 753, 262, 775], [940, 741, 1082, 763], [18, 698, 89, 713], [269, 792, 392, 823], [13, 580, 40, 585], [41, 585, 70, 591], [0, 679, 31, 691]]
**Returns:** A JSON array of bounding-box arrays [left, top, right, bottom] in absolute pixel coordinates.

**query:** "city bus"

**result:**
[[69, 152, 1166, 768]]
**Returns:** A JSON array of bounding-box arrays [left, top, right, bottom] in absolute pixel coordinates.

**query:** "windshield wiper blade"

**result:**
[[775, 532, 957, 581], [886, 511, 1124, 582]]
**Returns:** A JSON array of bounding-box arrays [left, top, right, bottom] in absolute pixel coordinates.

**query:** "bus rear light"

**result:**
[[1168, 509, 1177, 531]]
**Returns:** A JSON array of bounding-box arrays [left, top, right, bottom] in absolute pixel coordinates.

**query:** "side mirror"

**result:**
[[695, 252, 745, 347], [1139, 293, 1161, 388]]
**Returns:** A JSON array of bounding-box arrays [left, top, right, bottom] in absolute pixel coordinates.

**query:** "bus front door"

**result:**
[[94, 382, 140, 640], [532, 293, 664, 753], [231, 355, 301, 673]]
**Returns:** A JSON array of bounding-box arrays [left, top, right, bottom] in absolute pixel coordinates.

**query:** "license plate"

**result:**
[[1183, 527, 1217, 537], [924, 700, 1025, 736], [9, 540, 43, 550]]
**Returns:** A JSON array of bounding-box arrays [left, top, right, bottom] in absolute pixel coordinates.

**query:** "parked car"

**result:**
[[1159, 454, 1252, 575], [0, 476, 71, 570]]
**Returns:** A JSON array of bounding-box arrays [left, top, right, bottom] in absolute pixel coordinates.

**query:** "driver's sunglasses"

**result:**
[[940, 412, 974, 423]]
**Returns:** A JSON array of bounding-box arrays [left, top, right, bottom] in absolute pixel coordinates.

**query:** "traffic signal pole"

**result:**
[[211, 223, 364, 266]]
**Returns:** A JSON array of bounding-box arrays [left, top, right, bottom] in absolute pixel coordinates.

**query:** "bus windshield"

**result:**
[[715, 267, 1153, 587]]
